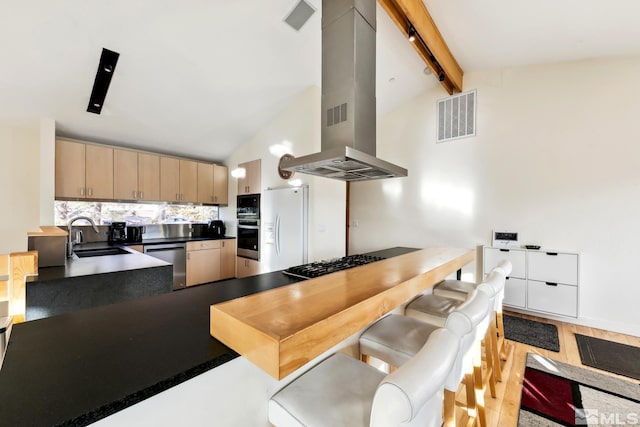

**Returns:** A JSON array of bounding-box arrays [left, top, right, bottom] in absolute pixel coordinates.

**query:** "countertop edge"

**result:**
[[64, 352, 239, 426]]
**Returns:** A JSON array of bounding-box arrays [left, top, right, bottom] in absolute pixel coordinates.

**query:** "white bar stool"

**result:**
[[359, 288, 490, 427], [432, 279, 478, 301], [269, 328, 460, 427], [405, 277, 502, 427]]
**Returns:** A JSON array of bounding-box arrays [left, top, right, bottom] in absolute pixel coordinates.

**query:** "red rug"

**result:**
[[519, 354, 640, 426]]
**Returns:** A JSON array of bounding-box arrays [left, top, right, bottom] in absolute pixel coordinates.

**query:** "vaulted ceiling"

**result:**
[[2, 0, 639, 161]]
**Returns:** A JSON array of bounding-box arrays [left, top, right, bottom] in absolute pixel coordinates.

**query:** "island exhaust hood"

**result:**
[[281, 0, 408, 182]]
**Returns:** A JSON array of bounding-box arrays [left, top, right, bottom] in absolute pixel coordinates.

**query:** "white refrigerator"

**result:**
[[261, 186, 308, 273]]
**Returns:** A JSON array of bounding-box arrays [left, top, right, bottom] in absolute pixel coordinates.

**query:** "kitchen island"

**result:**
[[211, 247, 475, 379], [26, 245, 173, 320], [0, 247, 472, 426]]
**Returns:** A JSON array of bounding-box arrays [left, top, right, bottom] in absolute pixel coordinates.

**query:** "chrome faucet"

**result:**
[[67, 216, 100, 257]]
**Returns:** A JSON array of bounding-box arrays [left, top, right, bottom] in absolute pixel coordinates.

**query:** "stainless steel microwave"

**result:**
[[237, 194, 260, 220]]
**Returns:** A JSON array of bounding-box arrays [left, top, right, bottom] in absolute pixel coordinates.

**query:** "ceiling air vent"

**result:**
[[284, 0, 316, 31], [436, 89, 476, 143]]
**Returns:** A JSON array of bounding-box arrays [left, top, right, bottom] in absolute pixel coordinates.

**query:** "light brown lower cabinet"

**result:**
[[128, 245, 144, 253], [236, 256, 261, 278], [220, 239, 236, 280], [186, 241, 220, 286], [186, 239, 237, 286]]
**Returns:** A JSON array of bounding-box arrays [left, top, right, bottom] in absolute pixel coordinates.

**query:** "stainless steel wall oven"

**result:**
[[237, 194, 260, 260], [237, 220, 259, 260]]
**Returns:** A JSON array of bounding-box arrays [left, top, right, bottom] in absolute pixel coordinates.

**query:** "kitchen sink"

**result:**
[[74, 248, 132, 258]]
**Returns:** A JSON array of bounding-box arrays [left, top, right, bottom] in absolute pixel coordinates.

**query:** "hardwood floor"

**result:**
[[466, 311, 640, 427]]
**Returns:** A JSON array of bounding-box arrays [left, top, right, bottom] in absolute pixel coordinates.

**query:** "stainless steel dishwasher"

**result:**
[[144, 243, 186, 290]]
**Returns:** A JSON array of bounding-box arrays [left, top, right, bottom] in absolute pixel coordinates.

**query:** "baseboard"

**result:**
[[503, 307, 640, 338]]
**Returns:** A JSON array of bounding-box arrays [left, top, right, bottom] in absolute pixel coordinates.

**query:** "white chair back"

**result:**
[[443, 289, 491, 389], [494, 259, 512, 277], [370, 328, 459, 427]]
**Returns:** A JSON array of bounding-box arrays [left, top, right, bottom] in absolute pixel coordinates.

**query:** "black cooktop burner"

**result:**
[[283, 254, 386, 279]]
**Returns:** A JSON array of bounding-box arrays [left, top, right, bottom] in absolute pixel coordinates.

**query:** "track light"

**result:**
[[407, 26, 416, 42]]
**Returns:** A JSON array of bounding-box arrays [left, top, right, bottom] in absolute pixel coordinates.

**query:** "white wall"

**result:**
[[349, 56, 640, 336], [221, 86, 346, 262], [39, 118, 56, 225], [0, 120, 42, 253]]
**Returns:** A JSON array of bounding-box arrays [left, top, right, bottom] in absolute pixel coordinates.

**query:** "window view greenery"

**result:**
[[54, 201, 219, 225]]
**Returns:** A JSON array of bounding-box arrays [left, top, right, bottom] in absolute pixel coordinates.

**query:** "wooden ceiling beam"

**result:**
[[378, 0, 463, 94]]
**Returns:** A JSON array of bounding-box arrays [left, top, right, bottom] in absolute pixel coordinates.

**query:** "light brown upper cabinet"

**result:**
[[56, 139, 228, 205], [160, 157, 180, 202], [237, 159, 261, 195], [213, 164, 228, 205], [114, 149, 160, 201], [179, 159, 198, 203], [137, 153, 160, 201], [160, 157, 198, 203], [55, 139, 113, 199], [199, 163, 229, 205], [197, 163, 214, 204]]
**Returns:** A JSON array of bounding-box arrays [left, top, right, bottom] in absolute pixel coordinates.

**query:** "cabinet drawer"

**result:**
[[483, 247, 526, 278], [503, 277, 526, 308], [187, 240, 221, 251], [527, 280, 578, 317], [528, 251, 578, 286]]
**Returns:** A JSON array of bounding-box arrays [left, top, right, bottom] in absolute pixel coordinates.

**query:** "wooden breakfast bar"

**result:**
[[210, 247, 475, 379]]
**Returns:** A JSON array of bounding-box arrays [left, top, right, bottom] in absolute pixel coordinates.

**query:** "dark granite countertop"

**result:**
[[0, 247, 418, 427], [29, 236, 236, 283], [30, 248, 171, 282]]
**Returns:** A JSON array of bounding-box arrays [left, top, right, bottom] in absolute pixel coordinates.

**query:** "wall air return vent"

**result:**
[[436, 89, 476, 143], [284, 0, 316, 31]]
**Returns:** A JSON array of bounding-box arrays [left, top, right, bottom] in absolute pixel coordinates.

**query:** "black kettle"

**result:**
[[208, 220, 225, 237]]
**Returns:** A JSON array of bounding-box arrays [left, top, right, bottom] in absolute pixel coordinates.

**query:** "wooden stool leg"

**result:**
[[473, 363, 487, 427], [443, 389, 456, 427], [464, 372, 476, 421], [497, 312, 507, 361], [485, 337, 497, 398], [489, 318, 503, 382]]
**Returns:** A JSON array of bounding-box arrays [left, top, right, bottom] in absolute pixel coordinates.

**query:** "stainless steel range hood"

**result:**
[[281, 0, 408, 182]]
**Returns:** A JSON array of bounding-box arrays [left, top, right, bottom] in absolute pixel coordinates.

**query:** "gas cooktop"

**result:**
[[283, 254, 386, 279]]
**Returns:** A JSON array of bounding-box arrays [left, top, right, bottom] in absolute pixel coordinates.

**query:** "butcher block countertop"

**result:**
[[210, 247, 475, 379]]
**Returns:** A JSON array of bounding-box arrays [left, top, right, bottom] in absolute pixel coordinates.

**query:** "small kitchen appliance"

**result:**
[[126, 225, 144, 243], [208, 220, 225, 238], [191, 223, 209, 237], [108, 222, 127, 243]]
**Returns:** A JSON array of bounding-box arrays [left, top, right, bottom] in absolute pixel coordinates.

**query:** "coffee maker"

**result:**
[[126, 225, 144, 243], [108, 222, 127, 243], [208, 220, 225, 238]]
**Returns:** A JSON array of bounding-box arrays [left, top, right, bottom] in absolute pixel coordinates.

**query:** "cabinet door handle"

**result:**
[[499, 249, 510, 252], [176, 193, 179, 201], [133, 190, 137, 199], [214, 196, 218, 202], [140, 191, 144, 199], [546, 252, 558, 256], [80, 187, 85, 196], [88, 188, 93, 197], [187, 253, 190, 261], [545, 282, 558, 287]]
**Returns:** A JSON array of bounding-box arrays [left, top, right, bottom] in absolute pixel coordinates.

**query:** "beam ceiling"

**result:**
[[378, 0, 463, 94]]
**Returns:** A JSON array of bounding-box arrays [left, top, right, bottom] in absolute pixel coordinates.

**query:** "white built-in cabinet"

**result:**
[[483, 246, 579, 318]]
